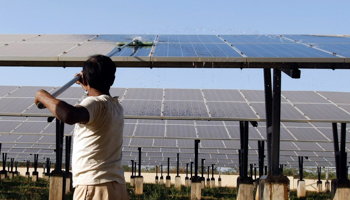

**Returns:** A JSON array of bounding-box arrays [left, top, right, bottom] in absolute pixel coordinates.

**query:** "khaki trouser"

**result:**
[[74, 181, 130, 200]]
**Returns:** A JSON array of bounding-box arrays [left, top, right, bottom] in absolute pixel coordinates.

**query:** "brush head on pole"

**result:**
[[117, 40, 153, 47]]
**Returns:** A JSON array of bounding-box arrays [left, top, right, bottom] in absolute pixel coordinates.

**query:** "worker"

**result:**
[[35, 54, 129, 200]]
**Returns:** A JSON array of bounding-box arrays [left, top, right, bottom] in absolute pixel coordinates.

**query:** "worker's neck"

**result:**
[[87, 88, 110, 97]]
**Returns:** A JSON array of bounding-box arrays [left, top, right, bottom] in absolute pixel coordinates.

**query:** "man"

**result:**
[[35, 55, 129, 200]]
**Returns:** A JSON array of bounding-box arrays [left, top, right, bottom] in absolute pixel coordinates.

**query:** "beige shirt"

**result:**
[[72, 95, 125, 187]]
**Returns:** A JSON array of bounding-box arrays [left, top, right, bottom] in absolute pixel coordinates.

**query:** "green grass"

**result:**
[[0, 177, 333, 200]]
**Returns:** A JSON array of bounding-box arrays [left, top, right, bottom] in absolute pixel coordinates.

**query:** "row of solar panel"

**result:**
[[1, 34, 349, 58], [2, 86, 350, 103], [1, 87, 350, 121]]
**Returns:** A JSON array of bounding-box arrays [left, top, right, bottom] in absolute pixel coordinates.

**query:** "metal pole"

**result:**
[[212, 164, 215, 178], [186, 163, 188, 177], [195, 140, 200, 179], [190, 162, 193, 179], [2, 153, 6, 171], [131, 160, 134, 177], [332, 123, 340, 179], [167, 157, 170, 176], [264, 68, 273, 175], [37, 75, 81, 109], [271, 68, 282, 175], [138, 147, 141, 176], [65, 136, 71, 173], [201, 159, 205, 179], [177, 153, 179, 176]]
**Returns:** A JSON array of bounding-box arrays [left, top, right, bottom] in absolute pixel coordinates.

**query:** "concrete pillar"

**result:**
[[0, 173, 5, 180], [160, 176, 164, 185], [325, 181, 330, 192], [25, 172, 30, 179], [65, 172, 72, 194], [331, 179, 350, 200], [255, 184, 260, 200], [32, 172, 38, 182], [166, 176, 171, 188], [210, 178, 215, 188], [259, 175, 290, 200], [175, 176, 181, 190], [191, 180, 201, 200], [155, 176, 159, 184], [218, 177, 222, 187], [297, 180, 306, 198], [130, 176, 135, 187], [49, 173, 65, 200], [135, 176, 144, 195], [201, 178, 205, 189], [317, 181, 322, 193], [237, 183, 254, 200], [206, 178, 210, 187], [185, 177, 190, 187]]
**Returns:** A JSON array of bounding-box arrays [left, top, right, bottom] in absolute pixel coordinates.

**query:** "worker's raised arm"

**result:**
[[34, 89, 89, 125]]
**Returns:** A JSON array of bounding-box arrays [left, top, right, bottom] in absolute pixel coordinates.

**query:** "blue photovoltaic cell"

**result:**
[[134, 124, 165, 137], [121, 100, 161, 116], [208, 102, 257, 119], [232, 43, 335, 58], [163, 101, 208, 117], [283, 35, 350, 44], [166, 125, 197, 138], [220, 35, 294, 44], [110, 46, 152, 57], [165, 89, 203, 101], [124, 88, 163, 100], [312, 44, 350, 57]]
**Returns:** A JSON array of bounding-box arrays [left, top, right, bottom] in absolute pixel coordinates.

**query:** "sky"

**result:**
[[1, 0, 350, 91]]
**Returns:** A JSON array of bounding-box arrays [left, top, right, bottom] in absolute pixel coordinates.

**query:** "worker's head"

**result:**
[[83, 54, 116, 92]]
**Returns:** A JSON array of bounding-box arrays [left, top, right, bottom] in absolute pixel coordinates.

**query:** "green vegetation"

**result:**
[[0, 176, 334, 200], [0, 176, 49, 200]]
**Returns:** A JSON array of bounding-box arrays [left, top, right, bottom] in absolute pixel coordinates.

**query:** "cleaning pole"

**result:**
[[36, 75, 81, 109]]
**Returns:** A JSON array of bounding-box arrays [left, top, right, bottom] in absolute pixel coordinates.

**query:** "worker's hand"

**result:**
[[34, 89, 50, 108], [75, 72, 83, 85]]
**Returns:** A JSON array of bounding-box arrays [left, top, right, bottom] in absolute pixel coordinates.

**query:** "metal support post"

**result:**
[[131, 160, 134, 177], [211, 164, 215, 179], [194, 140, 200, 181], [201, 159, 205, 180], [317, 167, 321, 182], [46, 158, 51, 176], [52, 119, 64, 174], [250, 164, 253, 178], [271, 68, 282, 175], [264, 68, 273, 175], [177, 153, 180, 176], [258, 141, 264, 177], [190, 162, 193, 179], [167, 157, 170, 177], [65, 136, 72, 173], [138, 147, 141, 176], [186, 163, 188, 178], [299, 157, 303, 180]]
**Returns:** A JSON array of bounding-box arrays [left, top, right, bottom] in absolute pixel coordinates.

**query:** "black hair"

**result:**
[[83, 54, 116, 92]]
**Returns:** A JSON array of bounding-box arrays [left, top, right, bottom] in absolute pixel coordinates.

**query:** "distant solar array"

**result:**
[[0, 86, 349, 168], [0, 34, 349, 67]]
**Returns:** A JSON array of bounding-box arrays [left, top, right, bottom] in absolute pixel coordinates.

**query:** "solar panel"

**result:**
[[318, 91, 350, 104], [208, 102, 257, 119], [16, 135, 42, 143], [123, 124, 136, 136], [134, 124, 165, 137], [11, 122, 48, 134], [295, 104, 350, 120], [201, 140, 225, 148], [165, 89, 203, 101], [163, 101, 208, 117], [124, 88, 163, 100], [0, 121, 21, 133], [203, 89, 246, 102], [129, 138, 153, 147], [166, 125, 197, 139], [294, 142, 324, 151], [121, 100, 161, 116], [251, 103, 307, 120], [282, 91, 329, 103], [196, 126, 230, 139], [287, 128, 329, 141], [0, 134, 20, 142]]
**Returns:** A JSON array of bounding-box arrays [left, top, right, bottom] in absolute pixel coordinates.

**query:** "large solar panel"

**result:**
[[1, 87, 350, 167], [0, 34, 349, 67]]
